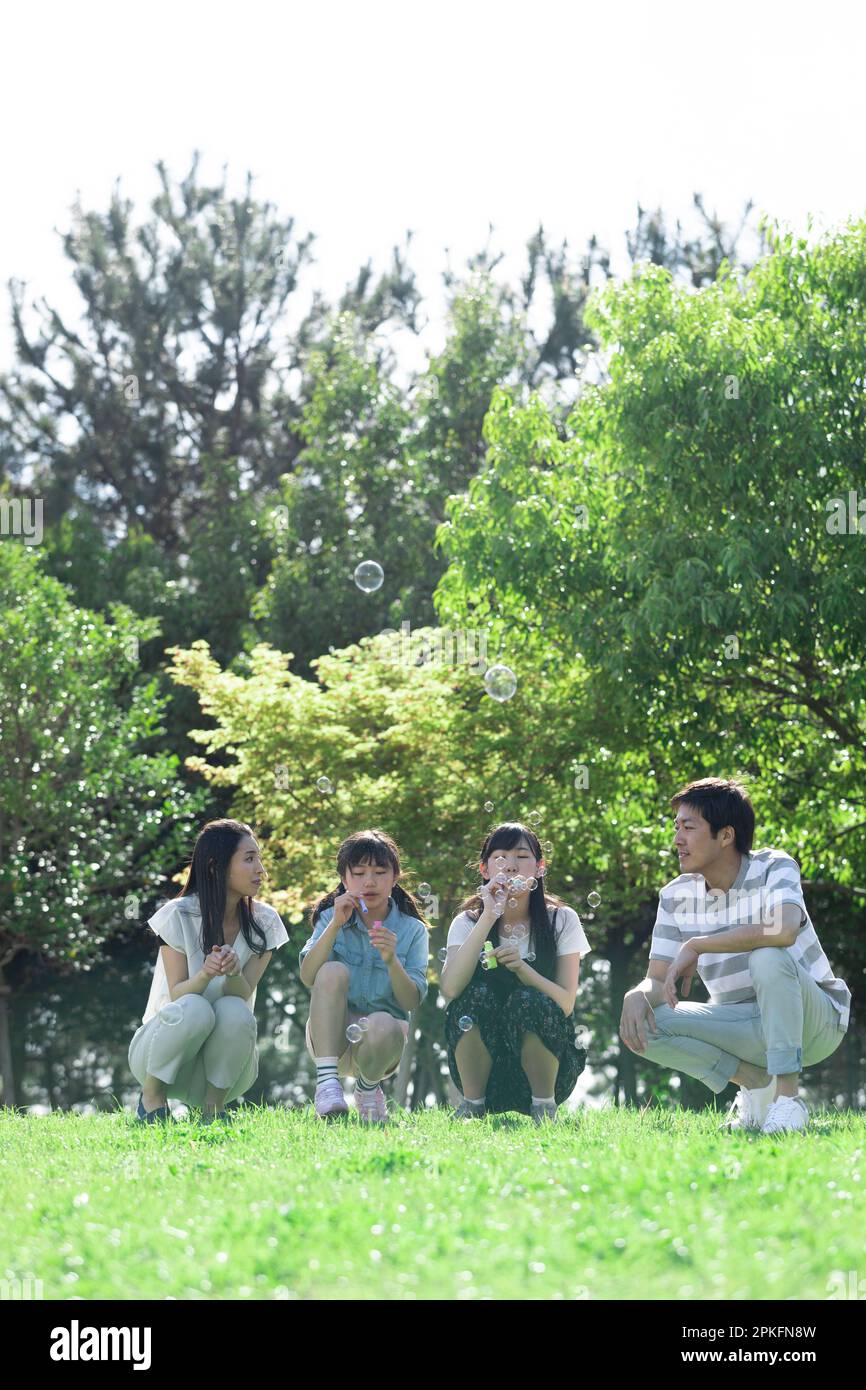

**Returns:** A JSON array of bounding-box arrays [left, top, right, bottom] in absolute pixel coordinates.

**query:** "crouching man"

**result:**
[[619, 778, 850, 1134]]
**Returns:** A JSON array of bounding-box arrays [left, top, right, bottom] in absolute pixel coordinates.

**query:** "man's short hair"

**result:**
[[670, 777, 755, 854]]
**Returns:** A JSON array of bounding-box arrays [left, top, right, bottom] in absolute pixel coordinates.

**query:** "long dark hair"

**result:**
[[457, 822, 566, 981], [175, 818, 270, 957], [311, 828, 429, 929]]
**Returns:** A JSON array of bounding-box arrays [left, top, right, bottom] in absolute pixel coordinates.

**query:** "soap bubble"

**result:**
[[418, 882, 432, 898], [528, 811, 542, 826], [509, 924, 528, 941], [353, 560, 384, 592], [437, 947, 448, 963], [159, 1003, 183, 1026], [587, 891, 602, 909], [542, 841, 553, 854], [316, 776, 333, 794], [483, 665, 517, 702], [358, 1017, 370, 1032], [527, 877, 538, 891], [480, 957, 491, 970], [483, 800, 494, 812], [458, 1016, 474, 1032], [526, 951, 536, 963], [507, 896, 517, 907], [346, 1023, 363, 1044]]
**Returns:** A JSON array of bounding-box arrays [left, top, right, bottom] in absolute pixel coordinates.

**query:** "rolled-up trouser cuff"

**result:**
[[766, 1046, 802, 1075]]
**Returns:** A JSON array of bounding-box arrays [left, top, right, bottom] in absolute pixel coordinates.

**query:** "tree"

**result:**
[[0, 544, 206, 1104]]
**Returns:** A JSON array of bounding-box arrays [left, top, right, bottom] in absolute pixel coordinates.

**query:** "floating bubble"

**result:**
[[483, 664, 517, 702], [159, 1003, 184, 1026], [527, 877, 538, 891], [353, 560, 384, 593], [418, 882, 432, 898], [346, 1023, 363, 1044], [509, 924, 528, 941], [587, 891, 602, 909], [527, 811, 542, 826], [526, 951, 536, 963], [358, 1017, 370, 1033], [483, 800, 494, 812], [437, 947, 448, 963], [458, 1016, 474, 1033], [542, 841, 553, 854], [507, 896, 517, 907], [316, 776, 333, 794]]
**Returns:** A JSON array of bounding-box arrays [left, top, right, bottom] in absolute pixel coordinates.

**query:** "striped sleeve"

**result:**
[[762, 854, 808, 933], [648, 889, 682, 961]]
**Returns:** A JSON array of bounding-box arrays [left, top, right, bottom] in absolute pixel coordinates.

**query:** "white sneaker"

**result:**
[[762, 1096, 809, 1134], [719, 1077, 776, 1131]]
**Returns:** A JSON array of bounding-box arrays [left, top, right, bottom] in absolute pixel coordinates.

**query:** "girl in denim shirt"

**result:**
[[300, 828, 430, 1123]]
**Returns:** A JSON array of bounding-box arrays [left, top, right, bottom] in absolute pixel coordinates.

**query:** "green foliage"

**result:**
[[0, 545, 206, 969]]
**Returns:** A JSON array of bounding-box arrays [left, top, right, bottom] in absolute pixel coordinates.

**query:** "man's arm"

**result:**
[[690, 902, 802, 954], [625, 958, 670, 1008]]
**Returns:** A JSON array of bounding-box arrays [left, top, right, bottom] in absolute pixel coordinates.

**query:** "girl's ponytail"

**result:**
[[392, 881, 429, 927], [311, 882, 345, 926]]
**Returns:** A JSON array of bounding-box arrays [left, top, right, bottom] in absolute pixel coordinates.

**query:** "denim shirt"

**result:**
[[299, 896, 429, 1021]]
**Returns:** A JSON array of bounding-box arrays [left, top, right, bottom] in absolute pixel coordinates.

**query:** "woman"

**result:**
[[128, 818, 288, 1123]]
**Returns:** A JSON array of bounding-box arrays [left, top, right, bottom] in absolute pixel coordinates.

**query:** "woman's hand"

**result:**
[[218, 946, 241, 977], [368, 921, 397, 964], [331, 890, 363, 929], [494, 942, 524, 973], [202, 948, 224, 979], [664, 945, 700, 1009]]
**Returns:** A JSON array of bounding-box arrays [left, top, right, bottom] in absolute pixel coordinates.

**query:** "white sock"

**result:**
[[531, 1094, 555, 1106], [316, 1058, 339, 1086], [464, 1095, 486, 1107]]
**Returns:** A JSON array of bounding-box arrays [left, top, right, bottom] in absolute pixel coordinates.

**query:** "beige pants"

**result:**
[[128, 994, 258, 1106]]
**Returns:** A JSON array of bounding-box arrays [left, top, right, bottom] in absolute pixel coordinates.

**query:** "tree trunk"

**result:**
[[0, 967, 15, 1107], [392, 1016, 418, 1108]]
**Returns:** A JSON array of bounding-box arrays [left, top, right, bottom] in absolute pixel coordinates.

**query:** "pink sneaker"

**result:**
[[314, 1077, 348, 1119], [353, 1084, 388, 1124]]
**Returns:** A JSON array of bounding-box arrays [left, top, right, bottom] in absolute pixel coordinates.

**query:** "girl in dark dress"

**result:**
[[440, 822, 590, 1123]]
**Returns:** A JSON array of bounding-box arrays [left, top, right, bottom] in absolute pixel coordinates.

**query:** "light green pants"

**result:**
[[128, 993, 258, 1106], [641, 948, 846, 1093]]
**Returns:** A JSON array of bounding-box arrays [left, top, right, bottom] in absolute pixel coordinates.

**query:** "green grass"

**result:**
[[2, 1104, 865, 1300]]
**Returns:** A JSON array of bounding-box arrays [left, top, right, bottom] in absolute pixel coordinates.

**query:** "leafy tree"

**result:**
[[0, 544, 206, 1104]]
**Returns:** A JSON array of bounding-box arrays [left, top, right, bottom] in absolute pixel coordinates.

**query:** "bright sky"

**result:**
[[2, 0, 864, 379]]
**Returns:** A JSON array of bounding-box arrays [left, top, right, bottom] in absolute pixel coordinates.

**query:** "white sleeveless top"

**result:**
[[139, 894, 289, 1026]]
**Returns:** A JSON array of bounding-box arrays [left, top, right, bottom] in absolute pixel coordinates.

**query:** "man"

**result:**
[[619, 778, 851, 1133]]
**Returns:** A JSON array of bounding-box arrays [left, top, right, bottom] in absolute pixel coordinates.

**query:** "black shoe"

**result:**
[[136, 1092, 171, 1124]]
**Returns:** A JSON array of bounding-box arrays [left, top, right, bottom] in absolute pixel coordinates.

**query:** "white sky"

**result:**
[[2, 0, 865, 379]]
